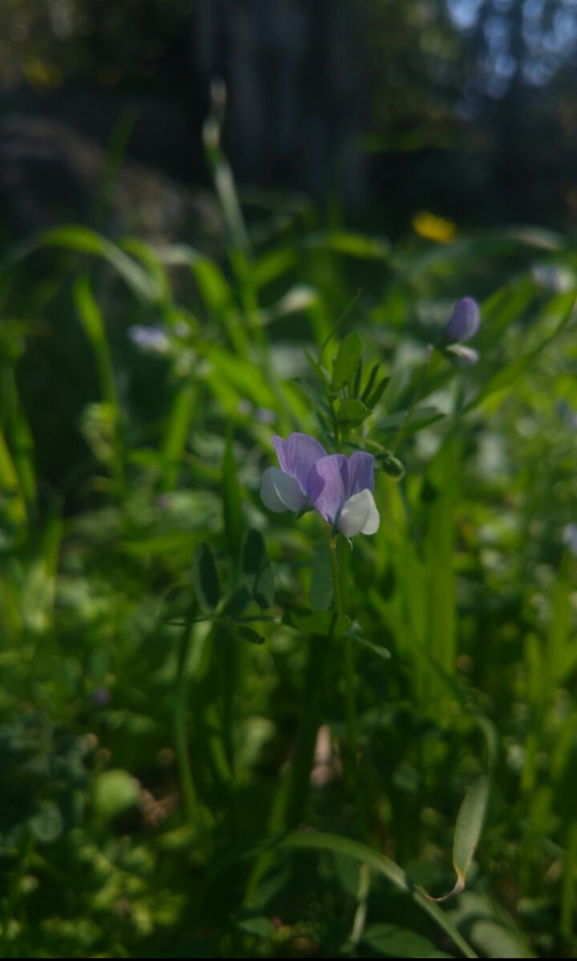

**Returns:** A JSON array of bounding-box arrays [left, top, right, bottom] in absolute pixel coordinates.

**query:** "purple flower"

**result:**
[[92, 687, 110, 706], [260, 433, 380, 537], [444, 297, 480, 343], [128, 325, 170, 354], [260, 433, 327, 513]]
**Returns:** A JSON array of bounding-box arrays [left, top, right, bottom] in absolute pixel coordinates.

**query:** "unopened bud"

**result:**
[[444, 297, 480, 343]]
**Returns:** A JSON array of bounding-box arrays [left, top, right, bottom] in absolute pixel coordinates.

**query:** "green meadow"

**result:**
[[1, 130, 577, 958]]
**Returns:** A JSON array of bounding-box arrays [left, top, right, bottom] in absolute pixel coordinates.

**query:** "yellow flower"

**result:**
[[412, 211, 457, 244]]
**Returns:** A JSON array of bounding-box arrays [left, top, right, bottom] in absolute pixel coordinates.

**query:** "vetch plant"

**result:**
[[260, 433, 379, 537], [258, 431, 382, 849]]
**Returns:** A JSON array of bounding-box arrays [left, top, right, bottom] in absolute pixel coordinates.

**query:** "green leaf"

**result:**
[[303, 231, 390, 261], [338, 399, 372, 426], [121, 237, 171, 302], [381, 368, 412, 413], [353, 358, 363, 397], [235, 625, 266, 645], [333, 333, 362, 390], [73, 272, 106, 347], [36, 226, 159, 301], [350, 635, 391, 661], [242, 530, 275, 609], [362, 363, 390, 409], [363, 923, 455, 958], [242, 529, 267, 576], [158, 244, 234, 313], [361, 361, 382, 403], [29, 801, 64, 845], [379, 452, 406, 480], [73, 273, 119, 413], [379, 406, 444, 435], [0, 426, 27, 526], [468, 920, 530, 959], [93, 770, 140, 821], [284, 609, 351, 636], [452, 776, 489, 891], [223, 430, 243, 568], [236, 916, 273, 939], [161, 384, 195, 492], [223, 584, 252, 618], [449, 893, 535, 958], [333, 853, 361, 897], [252, 247, 298, 288], [253, 565, 275, 610], [193, 542, 221, 611]]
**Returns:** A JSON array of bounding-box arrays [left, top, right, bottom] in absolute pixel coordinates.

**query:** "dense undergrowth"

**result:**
[[1, 124, 577, 958]]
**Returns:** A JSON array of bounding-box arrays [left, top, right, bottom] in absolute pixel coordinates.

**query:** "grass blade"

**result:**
[[280, 831, 478, 959]]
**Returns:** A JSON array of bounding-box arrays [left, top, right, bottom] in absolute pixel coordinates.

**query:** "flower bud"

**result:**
[[444, 297, 480, 343]]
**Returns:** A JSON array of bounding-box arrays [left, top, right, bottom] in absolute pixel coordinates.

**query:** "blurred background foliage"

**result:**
[[1, 1, 577, 959], [2, 1, 577, 227]]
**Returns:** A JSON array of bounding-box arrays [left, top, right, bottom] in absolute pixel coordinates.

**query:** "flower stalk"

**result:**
[[326, 524, 367, 838]]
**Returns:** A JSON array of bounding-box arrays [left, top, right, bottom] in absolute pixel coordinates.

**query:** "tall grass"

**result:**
[[0, 134, 576, 957]]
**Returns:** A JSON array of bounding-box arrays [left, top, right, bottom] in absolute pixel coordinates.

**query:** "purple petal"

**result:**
[[306, 454, 348, 524], [272, 433, 327, 492], [444, 297, 480, 342], [346, 451, 375, 497]]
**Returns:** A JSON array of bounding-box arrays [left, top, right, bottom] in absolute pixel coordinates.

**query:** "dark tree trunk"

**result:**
[[193, 0, 367, 206]]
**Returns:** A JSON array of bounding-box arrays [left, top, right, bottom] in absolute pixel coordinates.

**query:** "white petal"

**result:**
[[360, 489, 380, 534], [260, 467, 308, 513], [337, 489, 380, 537]]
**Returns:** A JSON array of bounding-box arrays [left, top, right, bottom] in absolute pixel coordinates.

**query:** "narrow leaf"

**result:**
[[223, 584, 252, 618], [333, 333, 362, 390], [284, 609, 351, 636], [365, 373, 391, 410], [193, 542, 221, 611], [350, 635, 391, 661], [253, 565, 275, 610], [303, 231, 390, 260], [223, 430, 243, 570], [242, 529, 267, 576], [37, 226, 159, 301], [379, 406, 444, 434], [280, 832, 478, 959], [363, 923, 454, 958], [453, 776, 489, 889], [235, 625, 266, 645], [161, 384, 195, 491]]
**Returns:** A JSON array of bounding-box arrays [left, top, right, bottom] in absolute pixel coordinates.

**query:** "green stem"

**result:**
[[327, 526, 342, 613], [326, 526, 367, 838], [175, 610, 208, 855], [244, 633, 324, 902]]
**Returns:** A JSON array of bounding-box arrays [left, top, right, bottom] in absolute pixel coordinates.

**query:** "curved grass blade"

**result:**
[[9, 226, 160, 302], [280, 831, 478, 959], [446, 777, 489, 900]]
